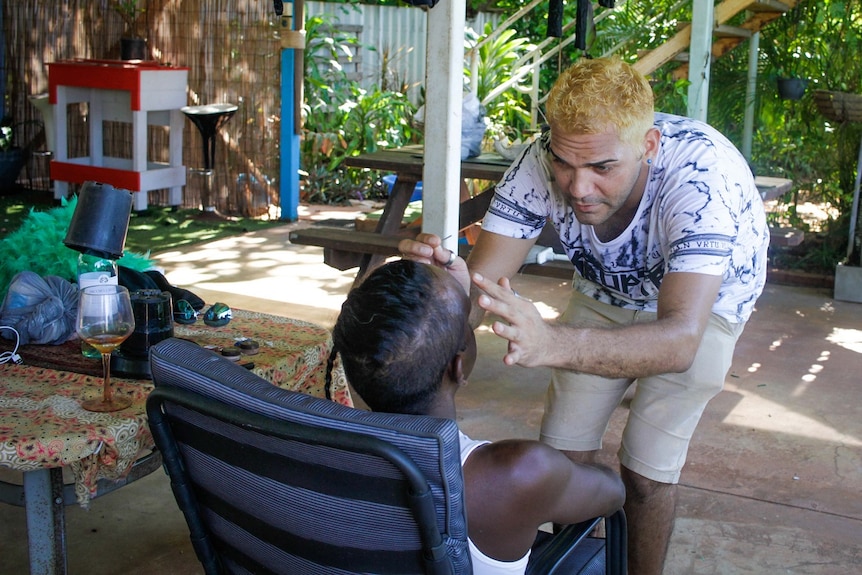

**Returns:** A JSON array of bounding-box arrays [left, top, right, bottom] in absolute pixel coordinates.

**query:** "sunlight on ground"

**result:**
[[729, 336, 859, 446], [723, 378, 862, 447], [826, 327, 862, 354], [153, 233, 356, 315]]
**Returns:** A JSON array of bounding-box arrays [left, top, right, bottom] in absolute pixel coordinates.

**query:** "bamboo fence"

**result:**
[[4, 0, 281, 216]]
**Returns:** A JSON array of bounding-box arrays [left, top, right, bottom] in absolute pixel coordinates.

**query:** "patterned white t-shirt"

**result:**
[[481, 113, 769, 323]]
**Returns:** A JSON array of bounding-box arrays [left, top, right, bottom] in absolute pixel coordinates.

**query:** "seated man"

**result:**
[[326, 259, 625, 574]]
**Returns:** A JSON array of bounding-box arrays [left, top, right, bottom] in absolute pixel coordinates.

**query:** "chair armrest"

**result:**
[[525, 509, 627, 575]]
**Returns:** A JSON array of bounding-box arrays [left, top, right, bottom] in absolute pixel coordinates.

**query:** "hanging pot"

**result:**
[[777, 77, 808, 101]]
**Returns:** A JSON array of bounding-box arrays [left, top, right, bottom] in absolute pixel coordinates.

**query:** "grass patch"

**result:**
[[124, 207, 285, 254], [0, 189, 287, 254]]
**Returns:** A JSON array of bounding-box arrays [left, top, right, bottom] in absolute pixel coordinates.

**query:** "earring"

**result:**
[[646, 158, 652, 165]]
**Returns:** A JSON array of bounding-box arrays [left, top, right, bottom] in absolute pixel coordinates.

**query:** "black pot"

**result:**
[[777, 77, 808, 101], [63, 181, 133, 259], [120, 37, 147, 60]]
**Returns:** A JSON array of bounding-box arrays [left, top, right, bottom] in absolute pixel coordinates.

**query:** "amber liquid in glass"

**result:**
[[77, 286, 135, 412]]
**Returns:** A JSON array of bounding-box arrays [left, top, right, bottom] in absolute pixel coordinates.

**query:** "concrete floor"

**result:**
[[1, 205, 861, 574]]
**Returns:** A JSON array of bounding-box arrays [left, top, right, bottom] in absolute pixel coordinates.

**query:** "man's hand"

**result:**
[[399, 233, 470, 294], [472, 272, 554, 367]]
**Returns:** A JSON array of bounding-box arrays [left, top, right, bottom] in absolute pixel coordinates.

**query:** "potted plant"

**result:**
[[775, 61, 808, 101], [110, 0, 147, 60], [776, 75, 808, 101], [762, 3, 816, 101], [0, 116, 26, 194], [766, 41, 810, 101]]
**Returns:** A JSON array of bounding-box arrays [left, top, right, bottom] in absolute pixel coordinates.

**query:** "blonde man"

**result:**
[[402, 55, 768, 574]]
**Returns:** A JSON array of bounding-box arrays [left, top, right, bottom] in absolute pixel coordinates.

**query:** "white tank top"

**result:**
[[459, 431, 531, 575]]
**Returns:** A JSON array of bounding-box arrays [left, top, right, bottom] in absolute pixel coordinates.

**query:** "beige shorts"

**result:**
[[539, 285, 745, 484]]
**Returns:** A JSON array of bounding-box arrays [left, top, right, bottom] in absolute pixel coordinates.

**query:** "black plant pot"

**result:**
[[777, 77, 808, 101], [120, 37, 147, 60], [64, 181, 133, 259]]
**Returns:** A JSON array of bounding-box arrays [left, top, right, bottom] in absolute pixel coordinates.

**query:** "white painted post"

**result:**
[[421, 0, 466, 254], [742, 32, 759, 160], [687, 0, 715, 122]]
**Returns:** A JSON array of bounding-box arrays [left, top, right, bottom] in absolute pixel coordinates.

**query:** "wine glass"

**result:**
[[76, 285, 135, 412]]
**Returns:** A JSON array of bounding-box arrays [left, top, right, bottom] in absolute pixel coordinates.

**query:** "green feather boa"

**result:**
[[0, 196, 154, 301]]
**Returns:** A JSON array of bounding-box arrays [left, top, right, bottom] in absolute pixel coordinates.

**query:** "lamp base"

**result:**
[[111, 350, 152, 380]]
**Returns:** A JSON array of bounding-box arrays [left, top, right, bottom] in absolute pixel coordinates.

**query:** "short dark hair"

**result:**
[[328, 260, 467, 415]]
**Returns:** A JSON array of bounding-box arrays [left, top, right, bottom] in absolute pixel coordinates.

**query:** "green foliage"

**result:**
[[301, 15, 419, 204], [686, 0, 861, 272], [465, 24, 535, 138], [299, 0, 860, 275], [651, 74, 690, 117], [108, 0, 145, 37]]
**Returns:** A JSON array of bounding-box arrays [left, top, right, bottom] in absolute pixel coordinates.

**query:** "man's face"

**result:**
[[548, 127, 647, 228]]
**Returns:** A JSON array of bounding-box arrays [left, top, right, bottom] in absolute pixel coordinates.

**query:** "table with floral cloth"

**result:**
[[173, 309, 352, 406], [0, 311, 350, 575]]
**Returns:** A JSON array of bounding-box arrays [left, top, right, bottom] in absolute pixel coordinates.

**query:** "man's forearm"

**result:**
[[543, 320, 701, 378]]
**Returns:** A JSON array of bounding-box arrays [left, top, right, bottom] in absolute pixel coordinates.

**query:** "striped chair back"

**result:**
[[147, 337, 470, 575]]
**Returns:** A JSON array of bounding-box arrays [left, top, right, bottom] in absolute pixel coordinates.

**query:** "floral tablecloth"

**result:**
[[0, 311, 351, 506], [174, 309, 351, 406]]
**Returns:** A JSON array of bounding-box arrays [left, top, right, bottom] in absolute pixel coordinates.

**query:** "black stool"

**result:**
[[181, 103, 238, 213], [27, 93, 55, 191]]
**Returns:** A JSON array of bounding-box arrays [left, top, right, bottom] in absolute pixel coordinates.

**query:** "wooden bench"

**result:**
[[769, 226, 805, 247], [756, 175, 793, 202], [291, 147, 507, 283], [754, 176, 805, 246], [289, 227, 417, 271]]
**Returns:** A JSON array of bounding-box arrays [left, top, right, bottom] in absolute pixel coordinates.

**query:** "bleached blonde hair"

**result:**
[[546, 56, 655, 151]]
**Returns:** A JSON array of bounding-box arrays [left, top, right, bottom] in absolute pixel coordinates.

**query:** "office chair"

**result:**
[[147, 338, 626, 574]]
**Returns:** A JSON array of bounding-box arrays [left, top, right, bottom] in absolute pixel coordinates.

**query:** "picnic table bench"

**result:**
[[290, 146, 509, 282]]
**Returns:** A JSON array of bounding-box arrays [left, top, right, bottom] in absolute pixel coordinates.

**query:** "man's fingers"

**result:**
[[398, 238, 434, 260], [504, 340, 521, 366], [473, 272, 516, 302], [492, 320, 512, 339], [415, 232, 442, 247]]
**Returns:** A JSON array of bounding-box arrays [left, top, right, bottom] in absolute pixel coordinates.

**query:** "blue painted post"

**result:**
[[278, 1, 302, 222]]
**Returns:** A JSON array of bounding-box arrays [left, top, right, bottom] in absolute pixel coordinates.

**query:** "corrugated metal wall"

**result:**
[[5, 0, 282, 215], [305, 2, 499, 105]]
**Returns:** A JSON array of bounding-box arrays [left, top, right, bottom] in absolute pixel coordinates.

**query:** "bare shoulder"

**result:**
[[463, 438, 624, 558], [461, 439, 570, 558], [466, 439, 585, 497], [465, 439, 625, 525]]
